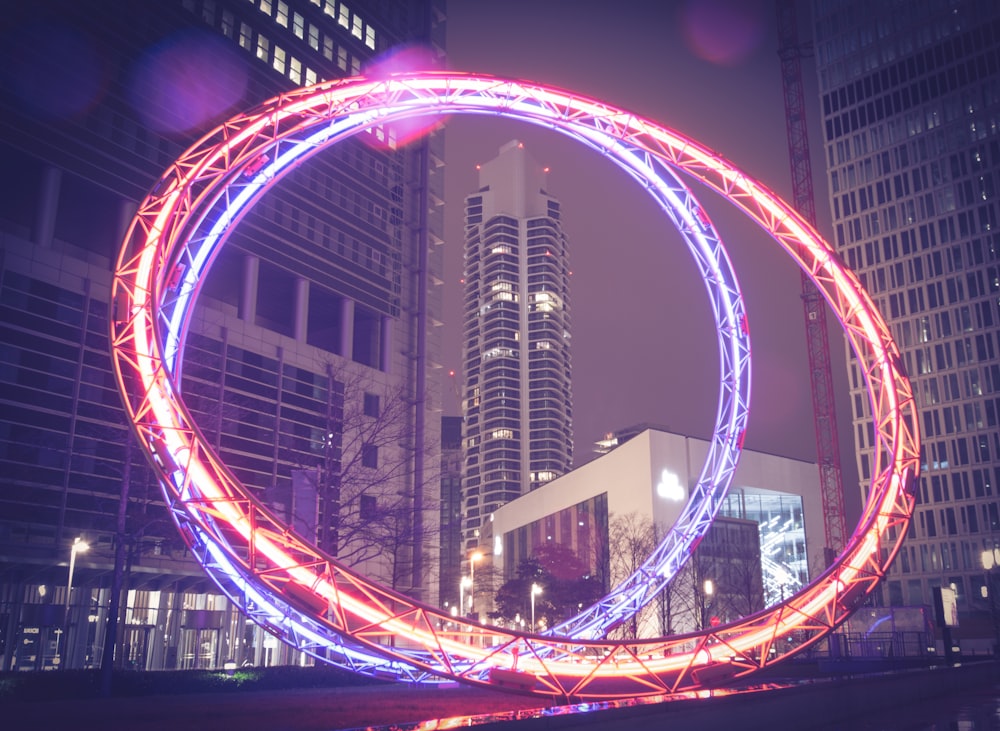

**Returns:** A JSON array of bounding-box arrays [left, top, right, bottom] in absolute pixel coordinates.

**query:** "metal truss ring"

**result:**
[[110, 72, 918, 700]]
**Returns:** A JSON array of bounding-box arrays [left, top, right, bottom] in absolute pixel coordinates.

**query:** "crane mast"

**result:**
[[776, 0, 847, 565]]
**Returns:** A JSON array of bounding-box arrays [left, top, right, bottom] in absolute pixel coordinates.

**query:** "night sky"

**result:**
[[439, 0, 859, 516]]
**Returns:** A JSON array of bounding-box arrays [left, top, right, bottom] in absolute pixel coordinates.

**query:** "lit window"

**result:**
[[308, 24, 319, 50], [490, 428, 514, 440], [351, 15, 363, 39], [304, 68, 317, 85], [289, 57, 302, 84], [239, 22, 253, 51], [256, 35, 270, 62], [276, 1, 288, 26], [260, 0, 272, 15], [292, 12, 304, 37], [273, 45, 286, 73], [365, 25, 376, 49], [338, 4, 350, 28], [323, 0, 335, 18]]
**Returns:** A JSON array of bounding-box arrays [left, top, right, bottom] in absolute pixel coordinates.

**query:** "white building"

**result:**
[[486, 427, 823, 633]]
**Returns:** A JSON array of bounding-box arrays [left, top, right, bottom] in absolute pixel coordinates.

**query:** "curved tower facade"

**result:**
[[461, 140, 573, 553]]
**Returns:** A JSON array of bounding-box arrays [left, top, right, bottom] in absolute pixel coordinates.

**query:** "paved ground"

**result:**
[[2, 682, 552, 731]]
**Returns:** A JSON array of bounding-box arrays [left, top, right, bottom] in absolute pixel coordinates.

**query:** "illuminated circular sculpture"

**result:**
[[110, 73, 918, 700]]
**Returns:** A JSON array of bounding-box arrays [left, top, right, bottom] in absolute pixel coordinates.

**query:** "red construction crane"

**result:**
[[776, 0, 847, 565]]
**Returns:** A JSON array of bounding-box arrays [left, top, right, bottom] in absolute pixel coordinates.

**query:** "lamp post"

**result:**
[[530, 582, 542, 632], [982, 548, 1000, 655], [702, 578, 715, 630], [459, 576, 471, 617], [59, 536, 89, 668], [468, 551, 483, 616]]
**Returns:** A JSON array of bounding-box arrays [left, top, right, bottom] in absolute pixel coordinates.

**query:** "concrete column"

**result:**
[[293, 277, 309, 342], [35, 166, 61, 248], [240, 255, 259, 324], [340, 298, 355, 359]]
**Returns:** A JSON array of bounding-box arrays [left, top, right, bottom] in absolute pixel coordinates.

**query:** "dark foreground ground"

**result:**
[[2, 661, 998, 731], [1, 681, 550, 731]]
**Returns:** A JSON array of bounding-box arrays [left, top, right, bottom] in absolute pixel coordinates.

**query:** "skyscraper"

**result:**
[[0, 0, 444, 670], [812, 0, 1000, 614], [461, 140, 573, 554]]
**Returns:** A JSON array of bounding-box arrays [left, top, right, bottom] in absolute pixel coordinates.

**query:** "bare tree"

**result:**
[[606, 513, 698, 639], [280, 362, 441, 596], [606, 513, 658, 638], [717, 525, 765, 620]]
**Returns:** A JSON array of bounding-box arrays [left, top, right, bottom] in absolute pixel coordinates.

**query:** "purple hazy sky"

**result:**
[[439, 0, 860, 517]]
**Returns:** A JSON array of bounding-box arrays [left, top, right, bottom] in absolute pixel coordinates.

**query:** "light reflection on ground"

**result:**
[[344, 682, 784, 731]]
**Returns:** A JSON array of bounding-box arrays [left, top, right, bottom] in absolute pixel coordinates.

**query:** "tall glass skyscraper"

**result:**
[[0, 0, 444, 670], [461, 140, 573, 554], [812, 0, 1000, 614]]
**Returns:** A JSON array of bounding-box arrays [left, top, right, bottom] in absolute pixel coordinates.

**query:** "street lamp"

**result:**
[[702, 578, 715, 629], [530, 582, 542, 631], [982, 548, 1000, 654], [468, 551, 483, 615], [60, 536, 90, 667], [459, 576, 471, 616]]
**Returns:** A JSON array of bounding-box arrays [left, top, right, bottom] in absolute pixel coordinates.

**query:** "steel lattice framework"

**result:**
[[110, 73, 918, 701]]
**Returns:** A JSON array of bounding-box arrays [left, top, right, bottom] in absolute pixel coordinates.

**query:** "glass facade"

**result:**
[[813, 0, 1000, 613], [721, 488, 808, 604], [0, 0, 444, 671]]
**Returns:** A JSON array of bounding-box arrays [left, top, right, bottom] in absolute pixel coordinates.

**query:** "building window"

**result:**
[[256, 35, 270, 63], [362, 444, 378, 468], [363, 392, 380, 418], [276, 0, 288, 27], [360, 494, 377, 520], [273, 45, 286, 73], [365, 25, 375, 50], [292, 11, 304, 38], [351, 15, 363, 40], [239, 21, 253, 51], [338, 4, 350, 29]]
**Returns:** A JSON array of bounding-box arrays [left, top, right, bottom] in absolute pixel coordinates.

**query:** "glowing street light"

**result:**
[[468, 551, 483, 615], [530, 582, 542, 631], [59, 536, 89, 667]]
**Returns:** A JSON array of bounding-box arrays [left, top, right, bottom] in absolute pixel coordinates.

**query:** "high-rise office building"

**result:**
[[0, 0, 444, 671], [461, 140, 573, 554], [812, 0, 1000, 614]]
